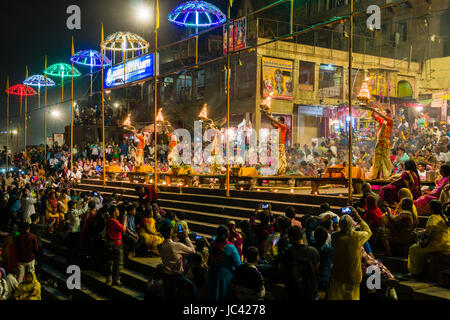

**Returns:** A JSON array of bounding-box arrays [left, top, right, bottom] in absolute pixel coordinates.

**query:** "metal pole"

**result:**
[[44, 56, 48, 165], [348, 0, 354, 204], [101, 23, 106, 186], [226, 1, 231, 197], [71, 37, 74, 172], [154, 26, 158, 190], [6, 76, 9, 170], [24, 66, 28, 160]]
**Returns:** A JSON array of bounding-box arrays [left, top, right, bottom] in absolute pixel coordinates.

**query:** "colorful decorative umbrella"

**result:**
[[70, 50, 111, 95], [23, 75, 55, 109], [101, 31, 149, 65], [44, 63, 81, 102], [70, 50, 111, 67], [6, 84, 37, 116], [168, 1, 227, 28]]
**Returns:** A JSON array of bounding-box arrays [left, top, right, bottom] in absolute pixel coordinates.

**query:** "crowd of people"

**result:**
[[0, 109, 450, 301], [0, 150, 449, 301]]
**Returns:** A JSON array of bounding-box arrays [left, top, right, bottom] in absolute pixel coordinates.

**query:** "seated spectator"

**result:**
[[354, 183, 384, 211], [317, 203, 339, 221], [207, 225, 242, 301], [231, 246, 265, 300], [240, 220, 258, 256], [45, 191, 59, 229], [123, 203, 139, 258], [226, 220, 243, 259], [250, 206, 274, 254], [173, 211, 190, 235], [363, 195, 383, 232], [138, 208, 163, 256], [5, 269, 19, 300], [13, 271, 41, 300], [408, 200, 450, 276], [279, 226, 320, 300], [379, 198, 418, 256], [157, 221, 197, 301], [313, 227, 333, 296], [285, 206, 302, 228], [0, 268, 8, 300], [263, 216, 290, 265], [184, 252, 207, 299], [417, 162, 427, 181]]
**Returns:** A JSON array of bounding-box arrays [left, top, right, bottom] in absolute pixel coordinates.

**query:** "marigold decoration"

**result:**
[[357, 77, 371, 102], [168, 1, 227, 28]]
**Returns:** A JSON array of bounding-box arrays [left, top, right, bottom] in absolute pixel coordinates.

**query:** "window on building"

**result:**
[[319, 64, 343, 99], [398, 21, 407, 41], [299, 61, 315, 91]]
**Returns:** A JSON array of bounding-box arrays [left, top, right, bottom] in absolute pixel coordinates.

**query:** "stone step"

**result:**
[[81, 178, 351, 206], [439, 270, 450, 289], [38, 262, 108, 300], [378, 256, 409, 274], [40, 247, 145, 300], [41, 284, 70, 301]]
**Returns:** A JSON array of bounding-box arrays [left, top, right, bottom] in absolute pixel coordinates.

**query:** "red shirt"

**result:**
[[364, 207, 383, 227], [375, 115, 393, 140], [273, 123, 287, 145], [15, 231, 39, 263], [106, 218, 126, 246]]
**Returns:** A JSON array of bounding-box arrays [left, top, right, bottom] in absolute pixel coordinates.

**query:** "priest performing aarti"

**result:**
[[367, 103, 394, 179], [260, 93, 287, 175], [199, 104, 223, 173]]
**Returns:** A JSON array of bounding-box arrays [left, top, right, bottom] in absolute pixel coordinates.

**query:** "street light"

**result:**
[[137, 5, 151, 21], [114, 103, 119, 108], [51, 110, 61, 118]]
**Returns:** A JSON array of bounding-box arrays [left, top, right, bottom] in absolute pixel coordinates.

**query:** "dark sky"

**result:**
[[0, 0, 229, 148]]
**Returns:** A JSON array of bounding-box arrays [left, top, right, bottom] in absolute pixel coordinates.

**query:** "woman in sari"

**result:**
[[379, 160, 421, 207], [408, 200, 450, 276], [415, 164, 450, 216], [379, 198, 418, 256], [207, 225, 242, 300], [45, 191, 59, 229], [226, 220, 243, 260], [14, 272, 41, 300], [138, 208, 163, 256]]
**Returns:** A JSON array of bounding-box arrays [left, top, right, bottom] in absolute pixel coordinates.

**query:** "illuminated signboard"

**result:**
[[104, 53, 158, 88]]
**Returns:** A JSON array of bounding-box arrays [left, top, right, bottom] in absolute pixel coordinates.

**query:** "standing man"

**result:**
[[368, 104, 394, 179], [15, 222, 39, 283], [264, 114, 287, 175], [133, 130, 145, 166]]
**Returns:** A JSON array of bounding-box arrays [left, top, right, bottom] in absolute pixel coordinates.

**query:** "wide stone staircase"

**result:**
[[2, 178, 449, 300]]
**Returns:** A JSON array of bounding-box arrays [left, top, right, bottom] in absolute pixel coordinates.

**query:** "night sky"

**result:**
[[0, 0, 229, 148]]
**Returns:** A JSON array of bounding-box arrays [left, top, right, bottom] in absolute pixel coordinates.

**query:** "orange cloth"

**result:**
[[238, 167, 258, 177], [344, 166, 364, 179], [136, 135, 145, 156]]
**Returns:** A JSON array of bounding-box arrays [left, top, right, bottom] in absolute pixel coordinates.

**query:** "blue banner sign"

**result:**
[[104, 53, 158, 88]]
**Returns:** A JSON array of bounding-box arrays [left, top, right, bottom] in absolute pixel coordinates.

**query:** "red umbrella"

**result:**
[[6, 84, 37, 116]]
